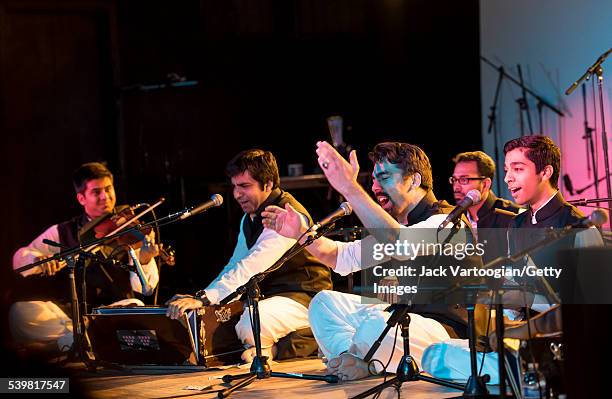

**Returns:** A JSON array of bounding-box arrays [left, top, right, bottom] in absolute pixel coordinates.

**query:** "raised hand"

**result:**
[[315, 141, 360, 196], [261, 203, 308, 239]]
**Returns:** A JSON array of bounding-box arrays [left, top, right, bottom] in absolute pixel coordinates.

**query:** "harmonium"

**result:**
[[84, 302, 244, 367]]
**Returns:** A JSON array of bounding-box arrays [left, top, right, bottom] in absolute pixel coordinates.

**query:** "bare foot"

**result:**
[[241, 345, 277, 364], [326, 353, 370, 381]]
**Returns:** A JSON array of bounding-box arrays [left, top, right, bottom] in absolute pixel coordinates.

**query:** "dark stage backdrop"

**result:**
[[1, 0, 480, 312]]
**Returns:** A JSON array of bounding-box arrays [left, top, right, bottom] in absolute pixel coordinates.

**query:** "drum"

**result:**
[[86, 302, 244, 366]]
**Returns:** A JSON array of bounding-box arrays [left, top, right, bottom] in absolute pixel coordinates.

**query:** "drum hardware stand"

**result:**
[[217, 224, 340, 398], [566, 48, 612, 228]]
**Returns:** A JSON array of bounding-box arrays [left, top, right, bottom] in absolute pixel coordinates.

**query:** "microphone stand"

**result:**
[[516, 64, 534, 136], [566, 49, 612, 228], [486, 64, 504, 194], [568, 196, 612, 206], [435, 222, 600, 399], [352, 222, 500, 399], [14, 203, 217, 368], [575, 174, 612, 196], [218, 225, 340, 398], [481, 56, 564, 193], [581, 84, 600, 198], [481, 57, 565, 124]]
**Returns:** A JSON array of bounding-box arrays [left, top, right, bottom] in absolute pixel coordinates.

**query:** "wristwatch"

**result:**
[[194, 289, 211, 306]]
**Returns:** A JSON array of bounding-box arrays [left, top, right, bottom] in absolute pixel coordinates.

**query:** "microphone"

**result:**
[[568, 208, 608, 228], [438, 189, 481, 231], [312, 202, 353, 231], [127, 246, 149, 291], [43, 239, 66, 249], [179, 194, 223, 220], [563, 174, 574, 196]]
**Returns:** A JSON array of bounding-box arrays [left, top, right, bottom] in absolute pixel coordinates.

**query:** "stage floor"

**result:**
[[74, 358, 470, 398]]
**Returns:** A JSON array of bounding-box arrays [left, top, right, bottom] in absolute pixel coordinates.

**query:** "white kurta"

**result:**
[[309, 213, 463, 373], [204, 214, 309, 348]]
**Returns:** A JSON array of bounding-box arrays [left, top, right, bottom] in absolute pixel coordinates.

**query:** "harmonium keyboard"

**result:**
[[85, 302, 244, 366]]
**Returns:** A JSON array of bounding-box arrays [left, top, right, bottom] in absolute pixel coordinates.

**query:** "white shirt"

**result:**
[[12, 224, 159, 296], [204, 214, 297, 305]]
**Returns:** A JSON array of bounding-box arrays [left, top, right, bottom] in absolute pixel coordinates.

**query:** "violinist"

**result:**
[[10, 162, 159, 353]]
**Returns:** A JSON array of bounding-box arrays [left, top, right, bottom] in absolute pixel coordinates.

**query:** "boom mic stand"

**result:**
[[481, 56, 564, 193], [14, 200, 221, 368], [568, 196, 612, 206], [217, 225, 340, 398], [352, 222, 497, 399], [437, 217, 607, 399], [566, 48, 612, 228], [581, 83, 600, 199], [516, 64, 535, 136], [486, 64, 504, 194], [574, 174, 612, 196]]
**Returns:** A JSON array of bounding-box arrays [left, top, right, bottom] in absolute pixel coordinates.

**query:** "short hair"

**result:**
[[72, 162, 113, 193], [368, 142, 433, 190], [225, 149, 280, 189], [503, 135, 560, 189], [452, 151, 496, 180]]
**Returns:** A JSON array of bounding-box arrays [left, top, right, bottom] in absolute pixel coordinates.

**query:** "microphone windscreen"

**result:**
[[465, 189, 482, 204]]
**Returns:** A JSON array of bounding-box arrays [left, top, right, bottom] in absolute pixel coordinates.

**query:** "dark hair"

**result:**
[[368, 142, 433, 190], [452, 151, 496, 179], [72, 162, 113, 193], [503, 135, 560, 189], [225, 149, 280, 189]]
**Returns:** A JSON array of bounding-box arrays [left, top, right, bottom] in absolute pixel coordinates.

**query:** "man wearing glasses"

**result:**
[[450, 151, 521, 242]]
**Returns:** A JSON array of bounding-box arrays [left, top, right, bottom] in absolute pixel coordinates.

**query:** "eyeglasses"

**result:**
[[448, 176, 487, 185]]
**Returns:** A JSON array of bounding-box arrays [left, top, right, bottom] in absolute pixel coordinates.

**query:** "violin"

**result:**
[[91, 199, 176, 266], [93, 206, 153, 249]]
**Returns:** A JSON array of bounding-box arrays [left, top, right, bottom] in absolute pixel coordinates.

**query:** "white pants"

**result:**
[[421, 339, 500, 384], [9, 298, 144, 352], [234, 296, 310, 349], [308, 290, 450, 372]]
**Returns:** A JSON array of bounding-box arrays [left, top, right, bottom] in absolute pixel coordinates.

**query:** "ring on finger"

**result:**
[[322, 161, 330, 169]]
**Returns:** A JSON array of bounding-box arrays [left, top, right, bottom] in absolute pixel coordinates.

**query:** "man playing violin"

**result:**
[[166, 149, 332, 363], [10, 162, 159, 353]]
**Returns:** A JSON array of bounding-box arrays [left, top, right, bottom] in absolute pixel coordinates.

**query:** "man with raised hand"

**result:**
[[263, 141, 476, 381]]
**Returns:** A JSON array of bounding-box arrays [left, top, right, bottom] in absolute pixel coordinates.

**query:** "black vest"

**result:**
[[241, 189, 333, 308]]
